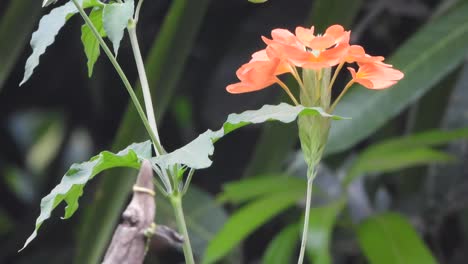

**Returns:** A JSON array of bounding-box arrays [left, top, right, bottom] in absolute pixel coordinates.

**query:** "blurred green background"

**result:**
[[1, 0, 468, 263]]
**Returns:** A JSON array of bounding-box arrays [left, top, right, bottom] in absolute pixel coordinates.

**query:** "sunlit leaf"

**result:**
[[102, 0, 134, 55], [153, 103, 345, 170], [358, 213, 437, 264], [327, 3, 468, 154], [81, 7, 106, 77], [20, 141, 151, 250], [262, 223, 300, 264], [203, 186, 306, 264], [248, 0, 268, 3]]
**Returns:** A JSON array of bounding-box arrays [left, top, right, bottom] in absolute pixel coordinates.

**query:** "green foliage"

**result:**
[[20, 0, 103, 85], [102, 0, 134, 55], [20, 141, 151, 250], [74, 0, 212, 262], [344, 128, 468, 185], [0, 1, 41, 91], [81, 7, 106, 77], [203, 186, 306, 264], [43, 0, 59, 8], [327, 2, 468, 154], [357, 213, 437, 264], [306, 200, 346, 264], [262, 223, 300, 264], [218, 175, 307, 204], [153, 103, 345, 170]]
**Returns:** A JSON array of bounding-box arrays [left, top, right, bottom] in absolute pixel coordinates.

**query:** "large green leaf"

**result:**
[[20, 0, 103, 85], [357, 213, 437, 264], [262, 223, 300, 264], [0, 1, 41, 91], [74, 0, 212, 263], [102, 0, 134, 55], [218, 174, 307, 204], [81, 7, 106, 77], [306, 200, 346, 264], [327, 3, 468, 154], [21, 141, 151, 250], [153, 103, 345, 170], [203, 186, 306, 264], [344, 128, 468, 185]]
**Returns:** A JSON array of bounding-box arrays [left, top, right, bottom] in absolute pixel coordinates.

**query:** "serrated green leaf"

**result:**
[[153, 103, 345, 170], [20, 0, 104, 85], [327, 3, 468, 154], [81, 8, 106, 77], [358, 213, 437, 264], [262, 223, 300, 264], [20, 141, 151, 251], [0, 1, 41, 92], [20, 2, 79, 85], [203, 187, 306, 264], [74, 0, 212, 262], [43, 0, 58, 7], [102, 0, 134, 55], [306, 200, 346, 264], [218, 174, 306, 204], [344, 128, 468, 185]]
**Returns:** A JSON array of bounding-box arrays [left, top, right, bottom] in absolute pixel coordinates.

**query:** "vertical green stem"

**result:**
[[297, 170, 316, 264], [128, 22, 164, 155], [70, 0, 162, 151], [170, 195, 195, 264]]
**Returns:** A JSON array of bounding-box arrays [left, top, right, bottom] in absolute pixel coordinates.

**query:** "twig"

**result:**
[[102, 160, 156, 264]]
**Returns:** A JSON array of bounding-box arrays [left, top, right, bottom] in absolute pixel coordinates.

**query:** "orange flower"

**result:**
[[348, 62, 404, 90], [273, 25, 350, 69], [343, 45, 386, 64], [226, 57, 282, 94]]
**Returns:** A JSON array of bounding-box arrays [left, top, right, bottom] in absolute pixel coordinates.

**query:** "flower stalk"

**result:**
[[170, 194, 195, 264]]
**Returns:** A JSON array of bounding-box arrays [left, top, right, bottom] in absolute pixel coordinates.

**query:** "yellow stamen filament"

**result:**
[[276, 78, 300, 106], [329, 79, 354, 112], [328, 61, 345, 93]]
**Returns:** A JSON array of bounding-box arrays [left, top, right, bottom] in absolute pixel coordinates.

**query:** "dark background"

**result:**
[[0, 0, 467, 263]]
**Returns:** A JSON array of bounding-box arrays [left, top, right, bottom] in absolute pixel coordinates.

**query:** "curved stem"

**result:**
[[297, 171, 316, 264], [276, 78, 300, 106], [134, 0, 145, 23], [182, 169, 195, 195], [329, 79, 355, 112], [128, 22, 164, 155], [71, 0, 162, 152], [170, 195, 195, 264]]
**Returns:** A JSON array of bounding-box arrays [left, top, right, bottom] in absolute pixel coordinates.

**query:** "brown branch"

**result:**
[[102, 160, 156, 264]]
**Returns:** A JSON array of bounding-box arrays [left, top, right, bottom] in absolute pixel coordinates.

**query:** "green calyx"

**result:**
[[298, 68, 332, 176]]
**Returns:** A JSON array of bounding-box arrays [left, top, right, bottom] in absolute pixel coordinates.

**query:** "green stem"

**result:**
[[71, 0, 162, 152], [170, 194, 195, 264], [128, 21, 164, 155], [297, 171, 316, 264]]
